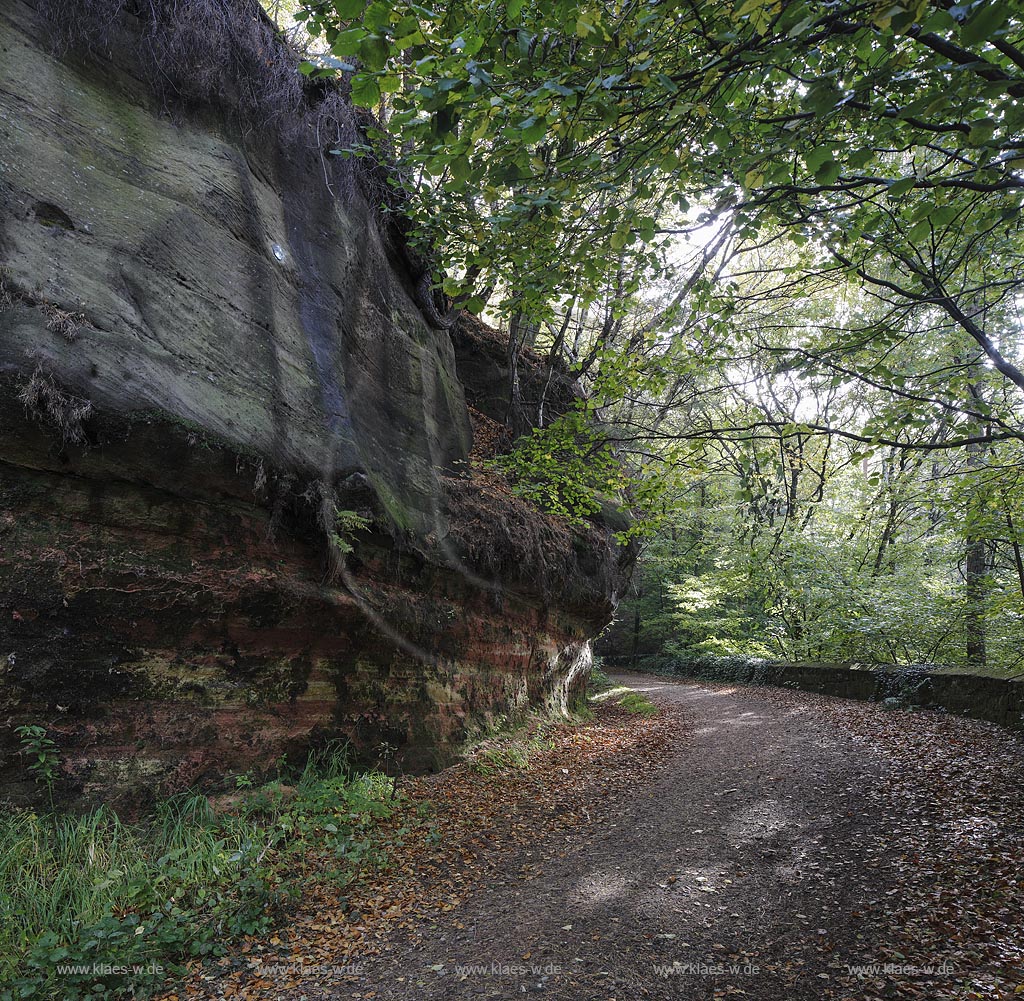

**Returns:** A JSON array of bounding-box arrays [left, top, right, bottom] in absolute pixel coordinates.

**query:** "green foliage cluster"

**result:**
[[14, 725, 59, 793], [469, 725, 555, 775], [470, 745, 532, 774], [491, 408, 649, 533], [294, 0, 1024, 531], [0, 747, 404, 1000], [298, 0, 1022, 324], [609, 427, 1024, 670], [329, 507, 372, 556], [294, 0, 1023, 665], [586, 665, 613, 697]]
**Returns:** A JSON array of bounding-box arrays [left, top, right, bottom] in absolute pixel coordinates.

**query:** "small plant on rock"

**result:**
[[42, 304, 84, 342], [330, 508, 371, 556], [14, 724, 59, 808]]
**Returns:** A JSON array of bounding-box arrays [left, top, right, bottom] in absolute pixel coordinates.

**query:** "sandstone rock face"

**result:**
[[0, 0, 623, 808]]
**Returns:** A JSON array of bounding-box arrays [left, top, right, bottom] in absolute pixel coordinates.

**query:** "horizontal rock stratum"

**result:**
[[0, 0, 626, 808]]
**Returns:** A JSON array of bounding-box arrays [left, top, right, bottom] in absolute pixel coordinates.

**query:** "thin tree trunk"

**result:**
[[964, 353, 988, 667], [965, 531, 987, 666], [1006, 511, 1024, 605]]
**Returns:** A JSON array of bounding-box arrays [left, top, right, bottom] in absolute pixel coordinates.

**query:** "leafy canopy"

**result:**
[[297, 0, 1024, 327]]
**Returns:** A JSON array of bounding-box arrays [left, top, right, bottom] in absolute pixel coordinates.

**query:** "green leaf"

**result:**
[[736, 0, 766, 16], [814, 159, 840, 184], [332, 0, 366, 17], [960, 3, 1011, 45], [576, 12, 597, 36], [908, 218, 932, 243], [521, 120, 547, 144], [359, 33, 390, 70], [804, 147, 832, 173], [449, 155, 471, 184], [350, 75, 381, 108], [804, 80, 840, 115], [886, 177, 917, 198], [967, 117, 997, 145], [397, 30, 426, 49], [330, 27, 366, 55], [743, 167, 764, 190]]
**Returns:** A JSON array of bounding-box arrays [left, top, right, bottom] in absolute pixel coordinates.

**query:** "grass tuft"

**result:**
[[617, 691, 659, 716]]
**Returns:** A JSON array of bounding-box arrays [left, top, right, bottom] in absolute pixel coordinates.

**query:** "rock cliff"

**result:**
[[0, 0, 625, 808]]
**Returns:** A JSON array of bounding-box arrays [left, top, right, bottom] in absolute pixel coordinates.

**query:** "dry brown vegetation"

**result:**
[[17, 366, 93, 445], [37, 0, 362, 189], [443, 464, 622, 613], [41, 304, 83, 343]]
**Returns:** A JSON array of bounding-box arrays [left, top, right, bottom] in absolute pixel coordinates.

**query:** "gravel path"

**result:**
[[339, 673, 931, 1000]]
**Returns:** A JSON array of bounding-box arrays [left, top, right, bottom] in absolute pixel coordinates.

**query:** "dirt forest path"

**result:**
[[332, 673, 1024, 1001]]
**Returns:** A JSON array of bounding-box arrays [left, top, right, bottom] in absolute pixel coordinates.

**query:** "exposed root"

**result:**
[[252, 458, 268, 498], [309, 479, 345, 580]]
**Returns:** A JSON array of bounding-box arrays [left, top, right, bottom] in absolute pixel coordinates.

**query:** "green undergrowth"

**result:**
[[0, 745, 406, 1001], [587, 665, 613, 696], [467, 719, 557, 776], [616, 691, 659, 715], [463, 684, 610, 775], [570, 665, 614, 721], [466, 684, 630, 773]]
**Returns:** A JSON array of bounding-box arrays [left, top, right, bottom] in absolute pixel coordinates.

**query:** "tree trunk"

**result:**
[[963, 350, 988, 667], [965, 533, 987, 666]]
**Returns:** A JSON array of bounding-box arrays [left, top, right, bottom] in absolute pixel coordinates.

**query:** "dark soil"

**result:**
[[321, 673, 1023, 1001], [178, 673, 1023, 1001]]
